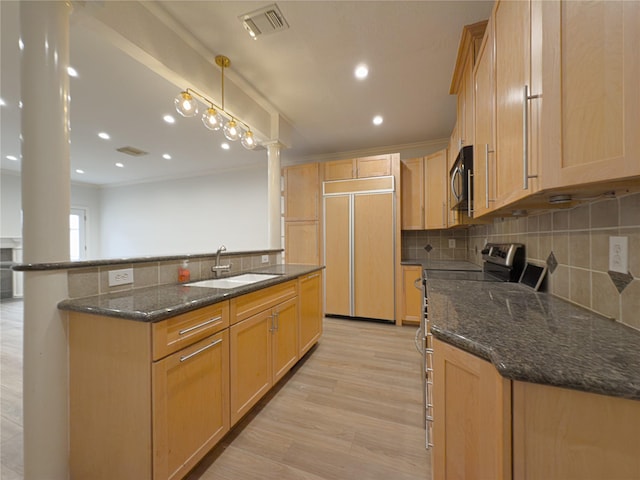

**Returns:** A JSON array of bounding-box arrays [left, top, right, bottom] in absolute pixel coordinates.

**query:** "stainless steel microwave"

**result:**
[[449, 145, 473, 212]]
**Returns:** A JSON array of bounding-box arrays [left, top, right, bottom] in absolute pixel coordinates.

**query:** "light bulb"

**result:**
[[240, 130, 257, 150], [174, 91, 198, 117], [223, 119, 240, 141], [202, 107, 223, 131]]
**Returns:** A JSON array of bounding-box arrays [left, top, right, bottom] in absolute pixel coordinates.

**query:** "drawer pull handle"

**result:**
[[180, 338, 222, 363], [178, 316, 222, 336], [307, 273, 320, 279]]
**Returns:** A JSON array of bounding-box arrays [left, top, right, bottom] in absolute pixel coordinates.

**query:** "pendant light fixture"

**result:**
[[174, 55, 257, 150]]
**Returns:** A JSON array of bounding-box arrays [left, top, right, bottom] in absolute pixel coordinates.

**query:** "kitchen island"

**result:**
[[428, 279, 640, 480], [58, 264, 324, 480]]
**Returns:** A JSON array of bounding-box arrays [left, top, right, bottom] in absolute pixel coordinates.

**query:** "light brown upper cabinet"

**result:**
[[323, 154, 392, 181], [473, 15, 495, 219], [283, 163, 319, 221], [283, 163, 322, 265], [539, 0, 640, 189], [493, 0, 540, 209], [473, 0, 639, 219], [424, 150, 448, 230], [450, 21, 488, 154], [401, 157, 425, 230]]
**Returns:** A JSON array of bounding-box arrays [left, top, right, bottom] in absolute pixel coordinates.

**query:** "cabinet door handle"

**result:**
[[275, 311, 279, 331], [179, 316, 222, 336], [467, 168, 473, 217], [180, 338, 222, 363], [523, 85, 540, 190]]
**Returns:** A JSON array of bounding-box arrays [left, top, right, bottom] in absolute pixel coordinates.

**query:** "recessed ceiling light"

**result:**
[[6, 155, 18, 161], [221, 142, 230, 150], [162, 153, 172, 160], [18, 38, 24, 51], [355, 64, 369, 80], [373, 115, 383, 126], [98, 132, 110, 140], [67, 66, 78, 77], [0, 98, 5, 106], [75, 169, 85, 174], [163, 114, 175, 124], [115, 162, 124, 168]]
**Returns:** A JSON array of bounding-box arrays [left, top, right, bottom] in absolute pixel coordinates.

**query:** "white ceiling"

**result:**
[[0, 1, 493, 186]]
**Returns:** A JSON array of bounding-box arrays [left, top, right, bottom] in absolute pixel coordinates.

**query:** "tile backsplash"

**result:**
[[67, 252, 279, 298], [467, 192, 639, 330], [402, 192, 640, 330], [401, 229, 468, 261]]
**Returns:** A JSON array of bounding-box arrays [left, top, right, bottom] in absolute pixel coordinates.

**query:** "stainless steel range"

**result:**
[[416, 243, 525, 449]]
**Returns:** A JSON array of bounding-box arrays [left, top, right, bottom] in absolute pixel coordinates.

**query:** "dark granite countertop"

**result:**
[[14, 248, 283, 271], [401, 259, 482, 271], [58, 264, 323, 323], [428, 280, 640, 401]]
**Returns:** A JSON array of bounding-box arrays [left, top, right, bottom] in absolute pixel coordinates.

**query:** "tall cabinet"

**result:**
[[323, 176, 396, 322]]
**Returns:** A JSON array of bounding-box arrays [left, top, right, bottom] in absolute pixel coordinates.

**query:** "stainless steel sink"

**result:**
[[186, 273, 279, 289]]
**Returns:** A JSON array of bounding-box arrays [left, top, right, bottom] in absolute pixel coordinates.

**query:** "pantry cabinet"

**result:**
[[539, 0, 640, 189]]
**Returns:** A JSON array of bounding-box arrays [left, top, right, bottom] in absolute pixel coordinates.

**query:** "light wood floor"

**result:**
[[1, 300, 431, 480]]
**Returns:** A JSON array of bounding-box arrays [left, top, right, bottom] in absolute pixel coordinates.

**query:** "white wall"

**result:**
[[99, 165, 268, 258], [3, 165, 268, 260], [0, 171, 22, 238], [1, 171, 104, 257]]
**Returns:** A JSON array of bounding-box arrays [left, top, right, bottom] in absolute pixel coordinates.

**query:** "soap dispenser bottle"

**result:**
[[178, 260, 191, 283]]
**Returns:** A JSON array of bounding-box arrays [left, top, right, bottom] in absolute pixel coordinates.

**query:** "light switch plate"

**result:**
[[609, 236, 628, 274], [261, 255, 269, 264], [108, 268, 134, 287]]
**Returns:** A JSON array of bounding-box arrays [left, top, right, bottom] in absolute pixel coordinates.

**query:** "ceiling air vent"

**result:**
[[239, 4, 289, 39], [116, 146, 148, 157]]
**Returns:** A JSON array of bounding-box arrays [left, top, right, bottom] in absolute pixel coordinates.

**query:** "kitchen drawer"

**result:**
[[152, 301, 229, 360], [230, 279, 297, 324]]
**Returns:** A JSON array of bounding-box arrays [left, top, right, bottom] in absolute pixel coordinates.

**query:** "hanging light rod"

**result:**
[[174, 55, 257, 150]]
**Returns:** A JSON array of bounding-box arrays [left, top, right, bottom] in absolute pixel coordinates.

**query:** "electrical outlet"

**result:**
[[609, 236, 628, 274], [448, 239, 456, 249], [261, 255, 269, 264], [108, 268, 134, 287]]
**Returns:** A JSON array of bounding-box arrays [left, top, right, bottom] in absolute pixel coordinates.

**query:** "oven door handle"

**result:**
[[414, 327, 424, 354]]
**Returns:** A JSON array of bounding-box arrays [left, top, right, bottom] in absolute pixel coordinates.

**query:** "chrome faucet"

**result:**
[[211, 244, 231, 277]]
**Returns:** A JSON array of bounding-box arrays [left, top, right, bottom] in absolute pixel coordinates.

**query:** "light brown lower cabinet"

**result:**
[[434, 338, 640, 480], [69, 302, 231, 480], [152, 330, 229, 480], [512, 381, 640, 480], [401, 265, 422, 325], [298, 271, 323, 356], [69, 274, 322, 480], [229, 280, 299, 425], [433, 338, 511, 480]]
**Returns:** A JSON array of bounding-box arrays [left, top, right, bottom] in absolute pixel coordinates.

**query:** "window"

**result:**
[[70, 208, 86, 260]]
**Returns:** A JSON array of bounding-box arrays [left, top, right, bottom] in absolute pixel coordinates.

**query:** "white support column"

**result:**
[[266, 142, 282, 251], [20, 2, 72, 478]]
